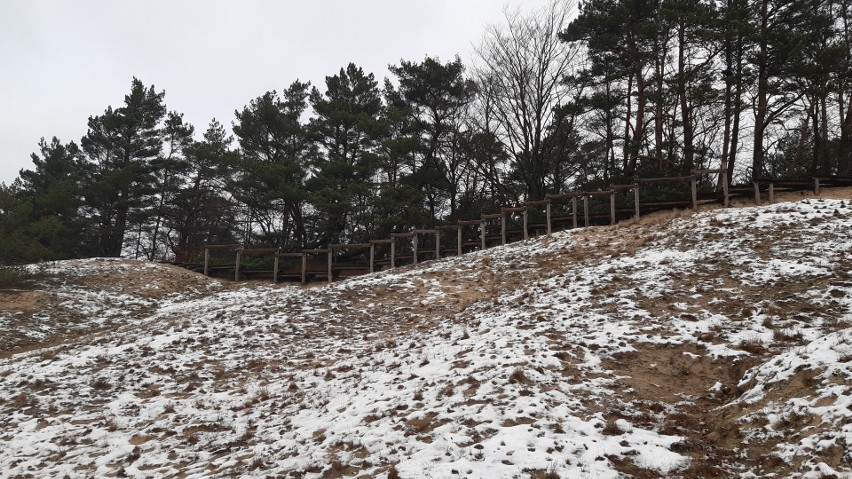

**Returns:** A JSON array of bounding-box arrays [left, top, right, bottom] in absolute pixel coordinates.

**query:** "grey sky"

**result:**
[[0, 0, 551, 185]]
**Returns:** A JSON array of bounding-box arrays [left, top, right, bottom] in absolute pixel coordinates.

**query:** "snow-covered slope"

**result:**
[[1, 196, 851, 478]]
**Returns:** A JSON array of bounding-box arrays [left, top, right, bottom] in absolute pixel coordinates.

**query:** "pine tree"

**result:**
[[231, 81, 311, 248], [306, 63, 384, 245], [80, 78, 166, 257], [148, 111, 195, 260], [166, 119, 238, 262], [16, 137, 92, 258], [389, 56, 477, 222]]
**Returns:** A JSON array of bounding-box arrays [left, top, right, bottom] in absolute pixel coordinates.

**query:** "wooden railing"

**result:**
[[195, 173, 849, 284]]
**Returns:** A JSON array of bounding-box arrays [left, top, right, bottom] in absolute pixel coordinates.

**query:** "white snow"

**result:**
[[1, 197, 851, 478]]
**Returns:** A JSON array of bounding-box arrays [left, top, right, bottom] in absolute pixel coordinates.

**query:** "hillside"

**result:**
[[1, 194, 851, 478]]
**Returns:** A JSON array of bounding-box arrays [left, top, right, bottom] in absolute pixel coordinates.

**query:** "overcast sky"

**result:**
[[0, 0, 553, 185]]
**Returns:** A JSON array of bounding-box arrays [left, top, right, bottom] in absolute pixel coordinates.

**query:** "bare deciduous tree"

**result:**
[[475, 0, 580, 200]]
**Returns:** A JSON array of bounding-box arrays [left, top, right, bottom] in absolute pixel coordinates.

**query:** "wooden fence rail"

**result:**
[[194, 173, 848, 284]]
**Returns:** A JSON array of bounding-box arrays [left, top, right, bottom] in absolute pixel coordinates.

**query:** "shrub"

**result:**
[[0, 265, 28, 286]]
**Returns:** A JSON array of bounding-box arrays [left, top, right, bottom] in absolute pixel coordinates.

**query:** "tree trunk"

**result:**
[[678, 23, 695, 174], [839, 98, 852, 175], [752, 0, 769, 180], [624, 74, 633, 172], [654, 38, 665, 170], [629, 68, 647, 175]]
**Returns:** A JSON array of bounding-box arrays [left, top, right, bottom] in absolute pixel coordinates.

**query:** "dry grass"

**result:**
[[508, 367, 530, 385]]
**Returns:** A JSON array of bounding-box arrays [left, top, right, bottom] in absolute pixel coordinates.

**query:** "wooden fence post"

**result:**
[[412, 234, 418, 265], [633, 186, 641, 219], [480, 222, 486, 250], [457, 228, 462, 256], [369, 244, 375, 273], [435, 231, 441, 260], [234, 249, 241, 282], [327, 250, 332, 284], [390, 238, 396, 269], [301, 254, 307, 285], [814, 177, 821, 195], [768, 183, 775, 203], [273, 255, 279, 284], [609, 192, 616, 225], [572, 197, 578, 229], [203, 247, 210, 277], [546, 202, 552, 235], [522, 209, 529, 240], [501, 212, 507, 245], [754, 182, 761, 205], [583, 195, 590, 227], [690, 177, 698, 210], [722, 171, 730, 207]]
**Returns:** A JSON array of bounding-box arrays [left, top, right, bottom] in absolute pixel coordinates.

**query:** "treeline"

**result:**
[[2, 0, 851, 265]]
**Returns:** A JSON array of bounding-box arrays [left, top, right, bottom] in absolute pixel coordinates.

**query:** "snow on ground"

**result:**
[[1, 196, 851, 478], [0, 258, 223, 352]]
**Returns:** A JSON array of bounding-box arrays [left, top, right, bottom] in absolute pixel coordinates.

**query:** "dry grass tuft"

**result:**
[[773, 328, 803, 342], [387, 465, 401, 479], [601, 419, 623, 436], [508, 367, 530, 385], [738, 337, 766, 355]]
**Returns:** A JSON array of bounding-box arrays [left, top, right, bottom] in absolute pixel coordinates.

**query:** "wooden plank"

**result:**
[[814, 177, 821, 195], [609, 184, 638, 191], [586, 190, 615, 197], [457, 228, 462, 256], [274, 252, 305, 258], [523, 199, 550, 206], [692, 168, 725, 174], [240, 247, 278, 254], [482, 213, 502, 220], [390, 238, 396, 268], [412, 229, 437, 234], [640, 200, 695, 208], [522, 210, 528, 240], [502, 206, 527, 213], [501, 212, 506, 246], [303, 249, 330, 254], [754, 182, 761, 205], [813, 175, 852, 180], [545, 193, 580, 200], [435, 230, 441, 260], [435, 224, 459, 230], [637, 175, 696, 184], [768, 183, 775, 203], [480, 221, 486, 250], [369, 244, 375, 273], [390, 232, 413, 238], [330, 243, 371, 249], [327, 250, 332, 284], [204, 243, 241, 250], [370, 239, 393, 244], [458, 219, 484, 225], [583, 196, 589, 227]]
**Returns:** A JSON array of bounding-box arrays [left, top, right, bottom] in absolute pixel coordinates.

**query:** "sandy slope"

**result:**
[[1, 195, 851, 479]]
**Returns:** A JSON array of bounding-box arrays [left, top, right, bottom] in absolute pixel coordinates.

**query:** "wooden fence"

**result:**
[[191, 174, 851, 284]]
